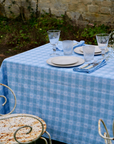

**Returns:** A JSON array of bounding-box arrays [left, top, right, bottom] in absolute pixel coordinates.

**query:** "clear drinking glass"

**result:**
[[83, 45, 95, 62], [96, 33, 109, 60], [47, 30, 61, 56], [62, 40, 73, 55]]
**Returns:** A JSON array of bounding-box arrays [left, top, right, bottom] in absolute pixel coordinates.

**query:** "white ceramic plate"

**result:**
[[80, 46, 101, 53], [74, 46, 108, 55], [51, 56, 78, 66], [47, 57, 85, 67]]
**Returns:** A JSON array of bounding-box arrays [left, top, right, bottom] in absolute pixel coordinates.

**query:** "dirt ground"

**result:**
[[0, 44, 33, 66], [0, 44, 11, 66]]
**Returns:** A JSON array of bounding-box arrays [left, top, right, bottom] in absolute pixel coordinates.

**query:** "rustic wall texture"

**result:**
[[0, 0, 114, 26]]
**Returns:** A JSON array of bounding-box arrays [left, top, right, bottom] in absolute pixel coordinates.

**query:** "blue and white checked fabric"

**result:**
[[0, 69, 6, 114], [0, 42, 114, 144]]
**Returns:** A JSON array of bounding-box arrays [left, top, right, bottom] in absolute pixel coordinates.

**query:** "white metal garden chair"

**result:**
[[98, 119, 114, 144], [0, 83, 52, 144]]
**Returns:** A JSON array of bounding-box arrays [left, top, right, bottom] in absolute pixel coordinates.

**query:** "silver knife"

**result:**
[[80, 63, 90, 69], [80, 62, 95, 69], [85, 62, 101, 69]]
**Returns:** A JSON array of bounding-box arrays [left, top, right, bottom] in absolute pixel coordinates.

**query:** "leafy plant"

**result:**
[[0, 13, 111, 56], [80, 24, 109, 44]]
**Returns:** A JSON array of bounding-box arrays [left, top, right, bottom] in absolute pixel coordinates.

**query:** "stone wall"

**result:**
[[0, 0, 114, 26], [38, 0, 114, 26], [0, 0, 37, 19]]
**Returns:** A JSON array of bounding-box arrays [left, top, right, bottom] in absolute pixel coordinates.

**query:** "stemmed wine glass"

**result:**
[[96, 33, 109, 60], [47, 30, 61, 56]]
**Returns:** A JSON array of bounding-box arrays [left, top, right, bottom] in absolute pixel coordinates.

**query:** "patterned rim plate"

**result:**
[[47, 57, 85, 67], [51, 56, 78, 66], [74, 46, 109, 55]]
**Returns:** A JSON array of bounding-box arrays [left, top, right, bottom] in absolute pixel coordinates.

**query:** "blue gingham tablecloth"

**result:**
[[0, 42, 114, 144]]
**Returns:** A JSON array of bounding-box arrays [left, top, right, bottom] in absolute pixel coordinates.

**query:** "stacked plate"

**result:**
[[46, 56, 84, 67], [74, 45, 108, 55]]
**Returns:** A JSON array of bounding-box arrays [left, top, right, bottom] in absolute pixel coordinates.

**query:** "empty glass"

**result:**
[[96, 33, 109, 60], [62, 40, 73, 55], [83, 46, 95, 62], [47, 30, 61, 56]]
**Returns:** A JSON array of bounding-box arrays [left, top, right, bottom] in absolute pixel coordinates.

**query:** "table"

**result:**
[[0, 42, 114, 144]]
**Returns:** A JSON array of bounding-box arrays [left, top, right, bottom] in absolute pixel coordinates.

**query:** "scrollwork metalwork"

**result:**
[[0, 113, 45, 143], [98, 119, 114, 144], [0, 83, 16, 116], [0, 83, 52, 144], [0, 95, 7, 106], [13, 114, 44, 144]]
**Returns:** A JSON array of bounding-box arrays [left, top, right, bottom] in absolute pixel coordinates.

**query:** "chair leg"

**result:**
[[40, 137, 48, 144], [45, 131, 52, 144], [104, 132, 108, 144]]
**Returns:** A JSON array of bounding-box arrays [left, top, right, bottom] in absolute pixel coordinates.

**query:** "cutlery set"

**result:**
[[73, 59, 106, 73], [80, 61, 101, 69]]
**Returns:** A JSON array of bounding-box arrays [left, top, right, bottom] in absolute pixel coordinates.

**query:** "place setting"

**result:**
[[73, 33, 109, 73], [46, 30, 85, 67], [46, 30, 109, 73]]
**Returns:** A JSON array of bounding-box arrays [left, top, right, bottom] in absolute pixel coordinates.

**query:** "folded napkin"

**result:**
[[73, 40, 85, 49], [73, 59, 107, 73], [56, 40, 85, 52]]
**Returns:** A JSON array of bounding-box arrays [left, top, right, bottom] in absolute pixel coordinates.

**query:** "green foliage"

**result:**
[[0, 14, 111, 54], [81, 24, 109, 37], [81, 24, 109, 44]]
